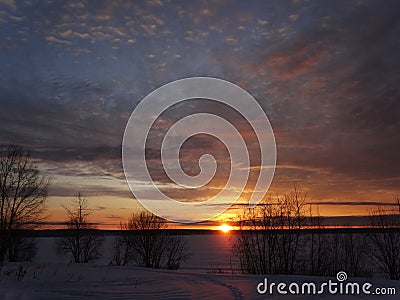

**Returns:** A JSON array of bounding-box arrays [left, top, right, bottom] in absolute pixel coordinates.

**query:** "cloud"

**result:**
[[268, 45, 330, 79], [0, 0, 399, 223], [105, 214, 122, 219], [48, 182, 132, 199], [45, 36, 72, 45], [0, 0, 16, 10], [308, 201, 396, 207]]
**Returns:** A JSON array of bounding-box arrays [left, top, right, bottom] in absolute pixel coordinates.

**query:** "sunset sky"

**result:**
[[0, 0, 399, 228]]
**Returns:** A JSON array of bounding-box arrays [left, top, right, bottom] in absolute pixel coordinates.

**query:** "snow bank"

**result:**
[[1, 262, 400, 299]]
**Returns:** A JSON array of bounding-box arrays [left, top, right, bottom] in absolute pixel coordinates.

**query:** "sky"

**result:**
[[0, 0, 399, 229]]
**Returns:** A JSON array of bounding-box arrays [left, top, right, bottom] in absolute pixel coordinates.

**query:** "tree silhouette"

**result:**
[[113, 211, 189, 269], [56, 193, 103, 263], [0, 145, 48, 261]]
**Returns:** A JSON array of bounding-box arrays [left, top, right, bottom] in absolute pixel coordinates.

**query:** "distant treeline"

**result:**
[[14, 227, 400, 238], [13, 229, 221, 237]]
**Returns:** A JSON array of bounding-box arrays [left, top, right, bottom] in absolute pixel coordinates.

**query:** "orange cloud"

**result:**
[[268, 45, 330, 79]]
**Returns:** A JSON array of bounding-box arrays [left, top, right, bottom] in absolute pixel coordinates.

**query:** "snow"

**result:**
[[33, 234, 240, 272], [1, 235, 400, 299]]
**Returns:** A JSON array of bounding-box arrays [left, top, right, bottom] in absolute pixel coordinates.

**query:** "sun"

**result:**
[[217, 224, 233, 233]]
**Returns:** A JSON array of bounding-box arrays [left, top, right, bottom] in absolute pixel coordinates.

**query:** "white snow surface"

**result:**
[[0, 235, 399, 299]]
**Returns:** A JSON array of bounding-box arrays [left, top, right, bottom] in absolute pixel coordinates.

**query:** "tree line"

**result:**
[[233, 186, 400, 280], [0, 145, 189, 270]]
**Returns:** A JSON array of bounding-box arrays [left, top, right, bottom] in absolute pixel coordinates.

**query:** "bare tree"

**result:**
[[368, 197, 400, 280], [306, 206, 369, 277], [7, 231, 37, 262], [0, 145, 48, 262], [233, 206, 273, 274], [233, 186, 307, 275], [128, 211, 167, 268], [56, 193, 103, 263], [309, 229, 369, 278], [307, 205, 330, 276], [337, 232, 369, 277], [113, 211, 189, 269], [275, 187, 306, 274], [165, 235, 189, 270], [112, 223, 134, 266]]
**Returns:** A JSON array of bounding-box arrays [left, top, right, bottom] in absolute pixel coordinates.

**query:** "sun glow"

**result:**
[[217, 224, 233, 233]]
